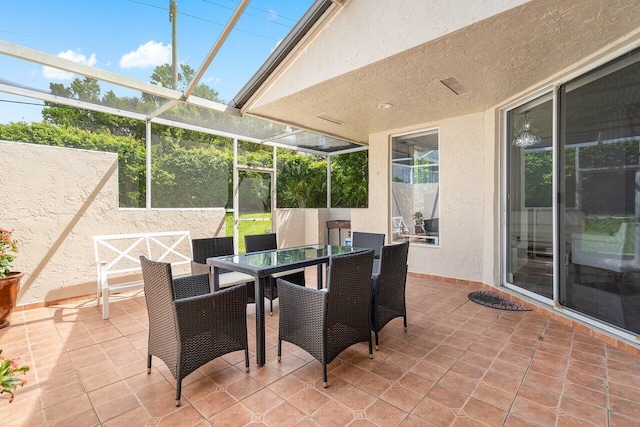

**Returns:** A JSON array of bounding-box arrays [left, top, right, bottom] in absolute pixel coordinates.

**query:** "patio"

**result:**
[[2, 271, 639, 426]]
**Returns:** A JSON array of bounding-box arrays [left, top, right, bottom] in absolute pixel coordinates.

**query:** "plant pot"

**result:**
[[414, 225, 423, 235], [0, 272, 23, 329]]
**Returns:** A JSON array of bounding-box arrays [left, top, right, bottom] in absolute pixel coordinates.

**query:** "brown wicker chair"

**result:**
[[352, 232, 385, 274], [140, 256, 249, 406], [191, 237, 255, 302], [244, 233, 306, 315], [371, 241, 410, 350], [277, 249, 375, 387]]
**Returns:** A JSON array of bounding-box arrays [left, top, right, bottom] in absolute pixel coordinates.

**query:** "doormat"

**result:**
[[468, 291, 532, 311]]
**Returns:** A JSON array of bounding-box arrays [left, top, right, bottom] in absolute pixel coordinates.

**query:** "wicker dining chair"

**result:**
[[352, 232, 385, 274], [191, 237, 255, 302], [277, 249, 375, 387], [140, 256, 250, 407], [244, 233, 306, 315], [371, 241, 410, 350]]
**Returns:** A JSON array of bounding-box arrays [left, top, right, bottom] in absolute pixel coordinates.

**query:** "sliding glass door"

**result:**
[[559, 50, 640, 334], [505, 95, 554, 299]]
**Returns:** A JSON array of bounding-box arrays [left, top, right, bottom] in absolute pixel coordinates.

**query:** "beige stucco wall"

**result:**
[[1, 141, 227, 307], [252, 0, 529, 108], [362, 112, 496, 284]]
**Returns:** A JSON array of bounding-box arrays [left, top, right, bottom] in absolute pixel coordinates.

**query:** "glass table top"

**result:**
[[212, 244, 361, 270]]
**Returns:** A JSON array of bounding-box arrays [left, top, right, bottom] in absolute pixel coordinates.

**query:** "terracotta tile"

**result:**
[[471, 383, 514, 411], [365, 398, 408, 426], [510, 396, 557, 427], [503, 413, 545, 426], [517, 383, 560, 408], [311, 399, 355, 426], [103, 406, 151, 427], [412, 397, 456, 426], [410, 360, 449, 382], [380, 385, 422, 412], [462, 397, 507, 426], [268, 375, 305, 399], [208, 402, 253, 426], [226, 376, 264, 400], [438, 371, 478, 396], [399, 414, 432, 426], [331, 385, 376, 411], [609, 395, 640, 421], [330, 362, 368, 383], [94, 392, 142, 422], [264, 401, 307, 427], [240, 387, 284, 414], [191, 390, 237, 419], [562, 382, 606, 408], [288, 387, 331, 415], [371, 362, 406, 381], [427, 384, 468, 409], [354, 371, 392, 397], [559, 395, 607, 425], [53, 408, 100, 427], [608, 411, 640, 427], [565, 369, 605, 392], [399, 372, 435, 395], [136, 379, 182, 418], [42, 394, 93, 423]]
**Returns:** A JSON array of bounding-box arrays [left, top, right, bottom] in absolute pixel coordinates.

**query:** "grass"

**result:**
[[225, 212, 272, 253]]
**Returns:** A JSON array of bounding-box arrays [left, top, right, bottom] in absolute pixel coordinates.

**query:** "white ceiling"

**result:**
[[244, 0, 640, 144]]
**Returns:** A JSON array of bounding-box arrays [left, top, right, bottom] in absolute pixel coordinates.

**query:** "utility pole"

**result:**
[[169, 0, 178, 90]]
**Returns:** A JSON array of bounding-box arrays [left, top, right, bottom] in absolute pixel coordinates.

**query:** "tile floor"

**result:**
[[1, 273, 639, 426]]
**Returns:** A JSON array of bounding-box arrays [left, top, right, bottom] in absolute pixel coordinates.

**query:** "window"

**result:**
[[390, 129, 439, 245]]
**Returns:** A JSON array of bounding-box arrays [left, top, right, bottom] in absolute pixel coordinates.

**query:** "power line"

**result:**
[[0, 99, 44, 107], [126, 0, 286, 41], [199, 0, 296, 26]]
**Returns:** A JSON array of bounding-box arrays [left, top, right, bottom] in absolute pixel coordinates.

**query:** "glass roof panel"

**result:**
[[159, 101, 290, 141], [269, 132, 362, 153]]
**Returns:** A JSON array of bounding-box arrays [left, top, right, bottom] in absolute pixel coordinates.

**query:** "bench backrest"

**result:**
[[93, 231, 192, 277]]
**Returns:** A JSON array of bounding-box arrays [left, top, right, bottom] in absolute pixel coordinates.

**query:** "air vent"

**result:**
[[316, 114, 344, 125], [440, 77, 470, 95]]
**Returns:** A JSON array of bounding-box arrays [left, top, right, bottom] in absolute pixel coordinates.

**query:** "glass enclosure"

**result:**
[[391, 129, 440, 245]]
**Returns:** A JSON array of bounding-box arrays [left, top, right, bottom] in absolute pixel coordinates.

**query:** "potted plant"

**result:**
[[0, 228, 23, 329], [0, 349, 29, 403], [413, 211, 424, 234]]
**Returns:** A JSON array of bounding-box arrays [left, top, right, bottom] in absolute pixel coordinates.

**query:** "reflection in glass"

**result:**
[[506, 96, 553, 298], [559, 50, 640, 334], [391, 130, 439, 245]]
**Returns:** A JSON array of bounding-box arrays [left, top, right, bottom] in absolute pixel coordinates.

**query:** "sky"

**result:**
[[0, 0, 313, 123]]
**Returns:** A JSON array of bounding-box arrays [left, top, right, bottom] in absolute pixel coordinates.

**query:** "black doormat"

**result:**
[[468, 291, 532, 311]]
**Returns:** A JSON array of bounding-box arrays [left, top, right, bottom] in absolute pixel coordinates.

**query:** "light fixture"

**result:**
[[512, 112, 541, 148], [377, 103, 393, 109]]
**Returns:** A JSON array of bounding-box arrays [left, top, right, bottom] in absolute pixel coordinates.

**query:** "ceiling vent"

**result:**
[[316, 114, 344, 125], [440, 77, 470, 95]]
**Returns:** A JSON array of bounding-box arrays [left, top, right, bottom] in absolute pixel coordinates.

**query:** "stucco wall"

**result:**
[[1, 141, 227, 307], [252, 0, 529, 108], [364, 112, 494, 283]]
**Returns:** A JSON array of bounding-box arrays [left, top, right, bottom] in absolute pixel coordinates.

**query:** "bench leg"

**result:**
[[102, 288, 110, 319]]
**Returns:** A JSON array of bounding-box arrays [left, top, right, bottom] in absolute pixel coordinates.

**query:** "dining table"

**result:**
[[207, 243, 365, 366]]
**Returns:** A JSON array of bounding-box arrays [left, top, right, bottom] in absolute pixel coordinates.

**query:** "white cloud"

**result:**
[[202, 76, 221, 86], [42, 50, 97, 81], [119, 41, 171, 69]]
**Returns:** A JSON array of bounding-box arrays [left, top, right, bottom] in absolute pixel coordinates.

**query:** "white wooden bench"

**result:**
[[93, 231, 192, 319]]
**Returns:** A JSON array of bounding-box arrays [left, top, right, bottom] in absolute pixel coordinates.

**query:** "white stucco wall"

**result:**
[[1, 141, 227, 306], [252, 0, 530, 109]]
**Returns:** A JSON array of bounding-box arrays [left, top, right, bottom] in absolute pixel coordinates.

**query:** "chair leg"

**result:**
[[277, 337, 282, 362], [368, 335, 373, 359], [175, 379, 182, 407], [269, 281, 274, 315], [404, 314, 408, 332], [323, 364, 328, 388], [375, 332, 379, 351], [147, 354, 152, 374], [245, 348, 250, 372]]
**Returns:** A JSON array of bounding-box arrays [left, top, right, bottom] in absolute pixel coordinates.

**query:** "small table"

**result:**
[[326, 220, 351, 245], [207, 244, 365, 366], [402, 234, 439, 245]]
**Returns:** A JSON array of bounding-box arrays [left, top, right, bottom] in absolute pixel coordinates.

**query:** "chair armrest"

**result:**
[[277, 279, 327, 362], [172, 273, 210, 300], [174, 284, 248, 341]]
